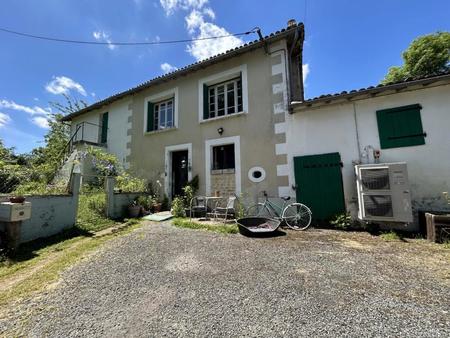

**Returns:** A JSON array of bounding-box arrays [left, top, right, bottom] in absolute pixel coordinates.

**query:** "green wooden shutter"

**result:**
[[147, 101, 154, 132], [203, 84, 209, 120], [376, 104, 425, 149], [293, 152, 345, 221], [101, 112, 108, 143]]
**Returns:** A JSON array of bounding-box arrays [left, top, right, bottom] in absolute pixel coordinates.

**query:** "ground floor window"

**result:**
[[212, 144, 235, 171]]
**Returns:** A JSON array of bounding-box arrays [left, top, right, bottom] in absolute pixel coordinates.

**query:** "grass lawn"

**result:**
[[0, 220, 143, 307], [172, 218, 238, 234], [76, 193, 118, 232]]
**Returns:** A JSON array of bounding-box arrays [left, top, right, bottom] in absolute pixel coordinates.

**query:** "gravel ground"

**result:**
[[1, 222, 449, 337]]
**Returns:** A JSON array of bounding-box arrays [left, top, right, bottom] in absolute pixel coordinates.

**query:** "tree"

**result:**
[[382, 32, 450, 84]]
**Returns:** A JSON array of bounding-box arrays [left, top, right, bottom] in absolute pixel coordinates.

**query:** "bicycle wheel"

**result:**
[[282, 203, 312, 230], [246, 203, 272, 218]]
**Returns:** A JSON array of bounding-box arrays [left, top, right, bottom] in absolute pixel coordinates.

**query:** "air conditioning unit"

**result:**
[[355, 162, 412, 223]]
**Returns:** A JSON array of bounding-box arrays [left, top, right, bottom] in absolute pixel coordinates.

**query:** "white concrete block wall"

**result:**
[[71, 98, 131, 168], [286, 84, 450, 229]]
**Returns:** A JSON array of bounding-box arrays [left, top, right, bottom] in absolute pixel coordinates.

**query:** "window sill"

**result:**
[[200, 111, 247, 124], [211, 169, 235, 175], [144, 127, 177, 136]]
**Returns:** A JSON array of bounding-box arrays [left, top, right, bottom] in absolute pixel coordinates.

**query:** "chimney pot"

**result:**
[[287, 19, 297, 28]]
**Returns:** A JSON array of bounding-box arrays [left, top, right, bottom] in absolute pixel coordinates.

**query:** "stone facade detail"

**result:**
[[211, 172, 236, 197], [270, 48, 290, 197]]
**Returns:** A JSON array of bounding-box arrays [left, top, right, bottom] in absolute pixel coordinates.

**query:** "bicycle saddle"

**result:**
[[281, 196, 291, 201]]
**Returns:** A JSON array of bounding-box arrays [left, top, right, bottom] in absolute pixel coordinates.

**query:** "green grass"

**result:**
[[172, 218, 238, 234], [380, 230, 403, 241], [0, 220, 143, 307], [76, 193, 117, 232], [443, 240, 450, 249]]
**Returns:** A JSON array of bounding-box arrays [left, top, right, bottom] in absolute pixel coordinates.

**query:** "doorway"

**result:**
[[171, 150, 189, 198], [293, 152, 346, 221]]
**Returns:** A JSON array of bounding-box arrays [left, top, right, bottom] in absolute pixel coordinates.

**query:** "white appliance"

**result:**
[[355, 162, 413, 223]]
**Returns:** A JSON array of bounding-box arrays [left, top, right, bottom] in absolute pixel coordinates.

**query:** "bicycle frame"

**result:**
[[259, 197, 289, 220]]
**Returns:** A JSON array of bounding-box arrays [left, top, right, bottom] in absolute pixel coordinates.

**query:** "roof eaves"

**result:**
[[291, 71, 450, 111], [61, 24, 302, 121]]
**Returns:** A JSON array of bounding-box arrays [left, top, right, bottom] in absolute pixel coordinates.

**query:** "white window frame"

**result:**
[[154, 98, 174, 131], [207, 78, 242, 119], [164, 143, 193, 198], [205, 136, 241, 196], [198, 64, 248, 123], [144, 87, 179, 134]]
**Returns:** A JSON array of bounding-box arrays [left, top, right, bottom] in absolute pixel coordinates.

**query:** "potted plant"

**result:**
[[128, 199, 141, 218], [9, 195, 26, 204], [152, 196, 162, 213]]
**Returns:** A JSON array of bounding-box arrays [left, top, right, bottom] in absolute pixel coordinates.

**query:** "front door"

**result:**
[[293, 152, 346, 221], [171, 150, 188, 198]]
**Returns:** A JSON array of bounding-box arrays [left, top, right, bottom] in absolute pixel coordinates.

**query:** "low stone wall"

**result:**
[[107, 192, 143, 219], [0, 174, 81, 245], [104, 177, 146, 219], [19, 194, 78, 243]]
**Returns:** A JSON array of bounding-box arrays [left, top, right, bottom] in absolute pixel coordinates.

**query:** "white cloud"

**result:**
[[160, 0, 208, 16], [202, 7, 215, 19], [185, 9, 204, 33], [159, 0, 244, 61], [0, 112, 11, 127], [31, 116, 50, 129], [45, 76, 87, 96], [0, 99, 51, 116], [160, 62, 178, 73], [187, 21, 243, 61], [303, 64, 310, 82], [92, 30, 116, 50]]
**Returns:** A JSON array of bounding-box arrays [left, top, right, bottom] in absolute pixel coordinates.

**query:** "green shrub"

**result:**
[[171, 197, 185, 217], [116, 172, 147, 193], [380, 230, 403, 241], [161, 195, 170, 211], [330, 212, 353, 230], [77, 193, 114, 232], [182, 185, 194, 207]]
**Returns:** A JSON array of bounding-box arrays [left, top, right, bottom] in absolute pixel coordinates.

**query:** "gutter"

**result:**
[[290, 72, 450, 112], [61, 25, 301, 122]]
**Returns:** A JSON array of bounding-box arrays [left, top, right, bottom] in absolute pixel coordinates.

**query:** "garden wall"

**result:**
[[0, 174, 81, 244], [105, 177, 144, 219]]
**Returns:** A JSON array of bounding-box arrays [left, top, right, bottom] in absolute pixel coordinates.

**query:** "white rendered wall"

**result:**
[[71, 99, 131, 167], [286, 84, 450, 229]]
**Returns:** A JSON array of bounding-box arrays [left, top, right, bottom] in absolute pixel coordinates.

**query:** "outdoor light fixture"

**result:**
[[217, 127, 224, 135]]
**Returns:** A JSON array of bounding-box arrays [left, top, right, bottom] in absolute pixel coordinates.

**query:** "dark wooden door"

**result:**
[[171, 150, 188, 198], [293, 152, 346, 221]]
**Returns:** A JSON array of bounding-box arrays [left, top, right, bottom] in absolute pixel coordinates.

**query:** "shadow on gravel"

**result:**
[[3, 226, 93, 263], [239, 230, 287, 238]]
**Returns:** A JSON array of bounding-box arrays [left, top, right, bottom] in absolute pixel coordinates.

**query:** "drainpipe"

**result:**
[[352, 102, 362, 162]]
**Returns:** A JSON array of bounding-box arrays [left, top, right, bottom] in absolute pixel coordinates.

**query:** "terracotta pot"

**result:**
[[128, 205, 141, 218], [10, 196, 26, 204], [153, 203, 162, 213]]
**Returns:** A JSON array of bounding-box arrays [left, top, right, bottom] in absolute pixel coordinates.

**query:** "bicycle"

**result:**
[[246, 191, 312, 230]]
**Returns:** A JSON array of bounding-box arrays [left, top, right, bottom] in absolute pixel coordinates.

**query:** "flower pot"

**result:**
[[153, 203, 162, 213], [10, 196, 26, 204], [128, 205, 141, 218]]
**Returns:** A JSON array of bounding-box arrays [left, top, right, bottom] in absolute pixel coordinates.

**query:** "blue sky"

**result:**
[[0, 0, 449, 153]]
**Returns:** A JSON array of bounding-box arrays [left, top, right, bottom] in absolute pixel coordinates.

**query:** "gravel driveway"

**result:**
[[2, 222, 450, 337]]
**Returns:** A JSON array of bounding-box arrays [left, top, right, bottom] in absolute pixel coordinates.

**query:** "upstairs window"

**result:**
[[147, 98, 174, 132], [212, 144, 235, 170], [203, 76, 242, 120], [100, 112, 108, 143], [376, 104, 426, 149]]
